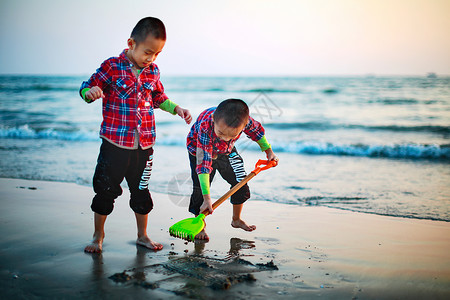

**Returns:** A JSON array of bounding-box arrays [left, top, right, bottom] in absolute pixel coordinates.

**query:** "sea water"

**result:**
[[0, 75, 449, 221]]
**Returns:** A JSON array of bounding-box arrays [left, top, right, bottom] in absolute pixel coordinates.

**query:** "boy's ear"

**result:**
[[127, 38, 136, 50]]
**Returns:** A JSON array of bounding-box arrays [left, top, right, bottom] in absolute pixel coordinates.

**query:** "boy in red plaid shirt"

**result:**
[[187, 99, 278, 240], [80, 17, 191, 253]]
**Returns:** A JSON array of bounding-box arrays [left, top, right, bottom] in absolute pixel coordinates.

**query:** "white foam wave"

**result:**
[[1, 125, 449, 160], [0, 125, 98, 141], [272, 141, 450, 160]]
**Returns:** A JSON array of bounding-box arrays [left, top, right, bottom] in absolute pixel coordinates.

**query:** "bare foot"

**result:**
[[195, 228, 209, 240], [136, 235, 163, 251], [85, 232, 104, 253], [231, 219, 256, 232]]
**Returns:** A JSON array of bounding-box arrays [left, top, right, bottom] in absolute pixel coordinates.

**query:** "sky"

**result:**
[[0, 0, 449, 76]]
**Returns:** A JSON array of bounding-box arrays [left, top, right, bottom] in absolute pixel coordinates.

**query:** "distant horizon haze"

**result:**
[[1, 0, 449, 76]]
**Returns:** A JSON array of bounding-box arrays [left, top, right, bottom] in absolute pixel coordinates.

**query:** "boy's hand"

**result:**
[[85, 86, 105, 101], [265, 148, 279, 166], [200, 194, 214, 215], [174, 106, 192, 124]]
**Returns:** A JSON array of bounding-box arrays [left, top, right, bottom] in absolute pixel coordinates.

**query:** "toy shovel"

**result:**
[[169, 159, 277, 241]]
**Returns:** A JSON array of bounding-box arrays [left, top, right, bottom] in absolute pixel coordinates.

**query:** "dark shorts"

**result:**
[[189, 147, 250, 215], [91, 139, 154, 215]]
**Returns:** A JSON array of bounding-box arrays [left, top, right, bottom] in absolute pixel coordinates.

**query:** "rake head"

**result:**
[[169, 214, 206, 242]]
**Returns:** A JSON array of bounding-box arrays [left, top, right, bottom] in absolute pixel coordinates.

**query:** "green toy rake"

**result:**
[[169, 159, 277, 241]]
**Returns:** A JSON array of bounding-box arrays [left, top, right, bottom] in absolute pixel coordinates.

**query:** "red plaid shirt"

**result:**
[[187, 107, 265, 174], [80, 50, 169, 149]]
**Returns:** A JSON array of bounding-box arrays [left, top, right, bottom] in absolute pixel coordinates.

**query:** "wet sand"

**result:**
[[0, 178, 449, 299]]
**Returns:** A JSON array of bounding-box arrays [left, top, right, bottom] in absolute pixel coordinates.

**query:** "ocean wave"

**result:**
[[127, 136, 450, 160], [0, 84, 78, 93], [241, 88, 302, 93], [167, 87, 302, 93], [296, 196, 449, 222], [322, 88, 339, 94], [264, 122, 450, 135], [368, 98, 444, 105], [272, 141, 450, 160], [2, 126, 449, 160], [373, 98, 419, 105], [0, 125, 98, 141]]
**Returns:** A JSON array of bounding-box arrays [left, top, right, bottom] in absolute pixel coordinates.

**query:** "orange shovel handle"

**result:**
[[253, 159, 277, 175], [202, 159, 277, 216]]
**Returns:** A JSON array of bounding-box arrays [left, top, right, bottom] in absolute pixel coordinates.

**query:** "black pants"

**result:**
[[91, 139, 154, 215], [189, 147, 250, 215]]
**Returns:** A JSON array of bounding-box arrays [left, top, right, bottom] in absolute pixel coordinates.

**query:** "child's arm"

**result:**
[[195, 173, 213, 214], [265, 148, 279, 165], [174, 105, 192, 124], [200, 194, 213, 214], [246, 118, 279, 165], [151, 77, 192, 124], [193, 127, 215, 214], [158, 99, 192, 124], [80, 60, 112, 103], [82, 86, 105, 103], [256, 135, 278, 163]]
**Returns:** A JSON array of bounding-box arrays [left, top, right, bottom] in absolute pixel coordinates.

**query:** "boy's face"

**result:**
[[127, 35, 165, 69], [213, 117, 246, 142]]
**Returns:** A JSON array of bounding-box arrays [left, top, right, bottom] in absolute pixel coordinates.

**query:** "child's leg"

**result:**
[[134, 212, 163, 250], [86, 140, 129, 253], [84, 212, 107, 253], [231, 204, 256, 231], [216, 148, 254, 231], [126, 147, 162, 250]]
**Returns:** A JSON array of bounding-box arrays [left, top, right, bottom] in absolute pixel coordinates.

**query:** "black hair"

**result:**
[[131, 17, 166, 44], [214, 99, 249, 128]]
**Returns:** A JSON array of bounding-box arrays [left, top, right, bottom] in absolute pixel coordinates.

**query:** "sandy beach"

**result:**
[[0, 177, 449, 299]]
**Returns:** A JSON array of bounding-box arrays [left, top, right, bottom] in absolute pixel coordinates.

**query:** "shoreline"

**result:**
[[0, 178, 449, 299], [3, 173, 448, 224]]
